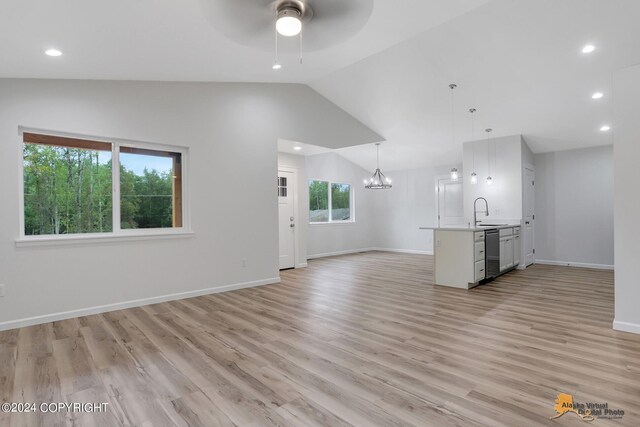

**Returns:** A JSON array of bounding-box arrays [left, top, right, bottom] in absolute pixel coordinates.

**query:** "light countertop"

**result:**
[[419, 224, 520, 232]]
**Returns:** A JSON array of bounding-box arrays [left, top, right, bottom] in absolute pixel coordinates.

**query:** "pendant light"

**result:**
[[485, 128, 493, 185], [364, 143, 392, 189], [469, 108, 477, 184], [449, 84, 459, 181]]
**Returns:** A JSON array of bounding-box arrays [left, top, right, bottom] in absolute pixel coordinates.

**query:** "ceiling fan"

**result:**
[[200, 0, 374, 56]]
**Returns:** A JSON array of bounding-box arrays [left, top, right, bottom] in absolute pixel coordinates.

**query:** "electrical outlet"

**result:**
[[0, 284, 5, 297], [436, 239, 442, 248], [241, 258, 247, 268]]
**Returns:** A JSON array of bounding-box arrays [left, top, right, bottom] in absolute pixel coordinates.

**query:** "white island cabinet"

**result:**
[[431, 229, 486, 289], [421, 225, 521, 289]]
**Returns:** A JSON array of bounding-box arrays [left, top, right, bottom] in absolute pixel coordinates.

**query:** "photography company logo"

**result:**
[[550, 393, 624, 422]]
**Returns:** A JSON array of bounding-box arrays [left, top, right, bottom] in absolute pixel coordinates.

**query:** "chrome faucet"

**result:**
[[474, 197, 489, 228]]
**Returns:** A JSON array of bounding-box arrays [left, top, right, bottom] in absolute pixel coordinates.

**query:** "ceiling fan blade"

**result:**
[[199, 0, 374, 52], [200, 0, 275, 44], [299, 0, 373, 51], [309, 0, 368, 22]]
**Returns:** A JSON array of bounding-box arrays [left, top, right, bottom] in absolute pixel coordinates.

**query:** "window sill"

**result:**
[[309, 221, 357, 226], [15, 230, 195, 248]]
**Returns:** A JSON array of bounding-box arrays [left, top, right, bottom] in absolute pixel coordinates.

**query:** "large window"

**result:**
[[21, 132, 186, 238], [120, 147, 182, 229], [309, 180, 353, 223]]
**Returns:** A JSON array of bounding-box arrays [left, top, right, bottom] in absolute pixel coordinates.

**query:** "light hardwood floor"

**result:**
[[0, 252, 638, 426]]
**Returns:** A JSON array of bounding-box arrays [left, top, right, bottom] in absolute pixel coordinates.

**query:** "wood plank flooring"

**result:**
[[1, 252, 639, 426]]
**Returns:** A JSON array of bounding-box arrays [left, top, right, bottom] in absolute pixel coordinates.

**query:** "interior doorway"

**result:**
[[278, 168, 297, 270], [523, 167, 535, 266], [437, 177, 464, 227]]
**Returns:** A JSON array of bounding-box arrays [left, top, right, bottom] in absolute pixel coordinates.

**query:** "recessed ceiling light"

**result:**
[[45, 48, 62, 57], [272, 63, 282, 70], [293, 146, 302, 151], [582, 44, 596, 54], [600, 125, 611, 132], [592, 92, 604, 99]]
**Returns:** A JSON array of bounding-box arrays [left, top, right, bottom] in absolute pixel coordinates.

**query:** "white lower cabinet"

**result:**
[[434, 226, 520, 289], [499, 227, 521, 271], [514, 233, 521, 266], [500, 237, 514, 271], [434, 229, 485, 289], [474, 235, 486, 282], [474, 260, 486, 282], [474, 242, 485, 261]]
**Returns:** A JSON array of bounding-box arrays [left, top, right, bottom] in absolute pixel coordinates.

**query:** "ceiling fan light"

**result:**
[[276, 8, 302, 36]]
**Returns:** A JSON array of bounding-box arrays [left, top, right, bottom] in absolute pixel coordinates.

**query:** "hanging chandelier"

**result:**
[[364, 143, 392, 189]]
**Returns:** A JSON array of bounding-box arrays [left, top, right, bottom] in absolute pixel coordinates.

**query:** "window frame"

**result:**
[[308, 179, 355, 225], [17, 128, 191, 245]]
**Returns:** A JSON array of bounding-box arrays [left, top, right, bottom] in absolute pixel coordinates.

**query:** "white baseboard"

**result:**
[[536, 259, 614, 270], [295, 262, 308, 268], [372, 247, 433, 255], [0, 277, 280, 332], [613, 320, 640, 335], [307, 248, 375, 259]]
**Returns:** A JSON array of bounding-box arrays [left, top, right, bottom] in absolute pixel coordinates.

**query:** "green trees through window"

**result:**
[[120, 152, 175, 229], [309, 180, 329, 222], [331, 183, 351, 221], [23, 144, 113, 235], [22, 133, 184, 236], [308, 180, 352, 223]]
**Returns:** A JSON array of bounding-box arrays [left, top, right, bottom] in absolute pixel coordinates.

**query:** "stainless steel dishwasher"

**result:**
[[485, 229, 500, 279]]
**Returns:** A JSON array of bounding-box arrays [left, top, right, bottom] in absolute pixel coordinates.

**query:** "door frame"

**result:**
[[435, 174, 464, 227], [278, 166, 300, 269], [523, 165, 535, 267]]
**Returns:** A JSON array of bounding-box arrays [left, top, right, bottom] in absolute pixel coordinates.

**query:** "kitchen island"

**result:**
[[420, 225, 521, 289]]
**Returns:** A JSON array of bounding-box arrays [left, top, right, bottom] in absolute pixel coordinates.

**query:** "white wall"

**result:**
[[534, 146, 613, 268], [372, 165, 459, 254], [306, 152, 376, 257], [278, 152, 308, 267], [304, 158, 461, 256], [613, 64, 640, 334], [463, 135, 524, 223], [0, 79, 379, 329]]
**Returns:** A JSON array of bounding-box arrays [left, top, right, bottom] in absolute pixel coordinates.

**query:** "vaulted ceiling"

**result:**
[[310, 0, 640, 171], [1, 0, 638, 172], [0, 0, 490, 82]]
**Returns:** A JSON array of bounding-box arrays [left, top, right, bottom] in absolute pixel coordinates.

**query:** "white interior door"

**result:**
[[524, 167, 535, 266], [437, 178, 464, 227], [278, 170, 296, 270]]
